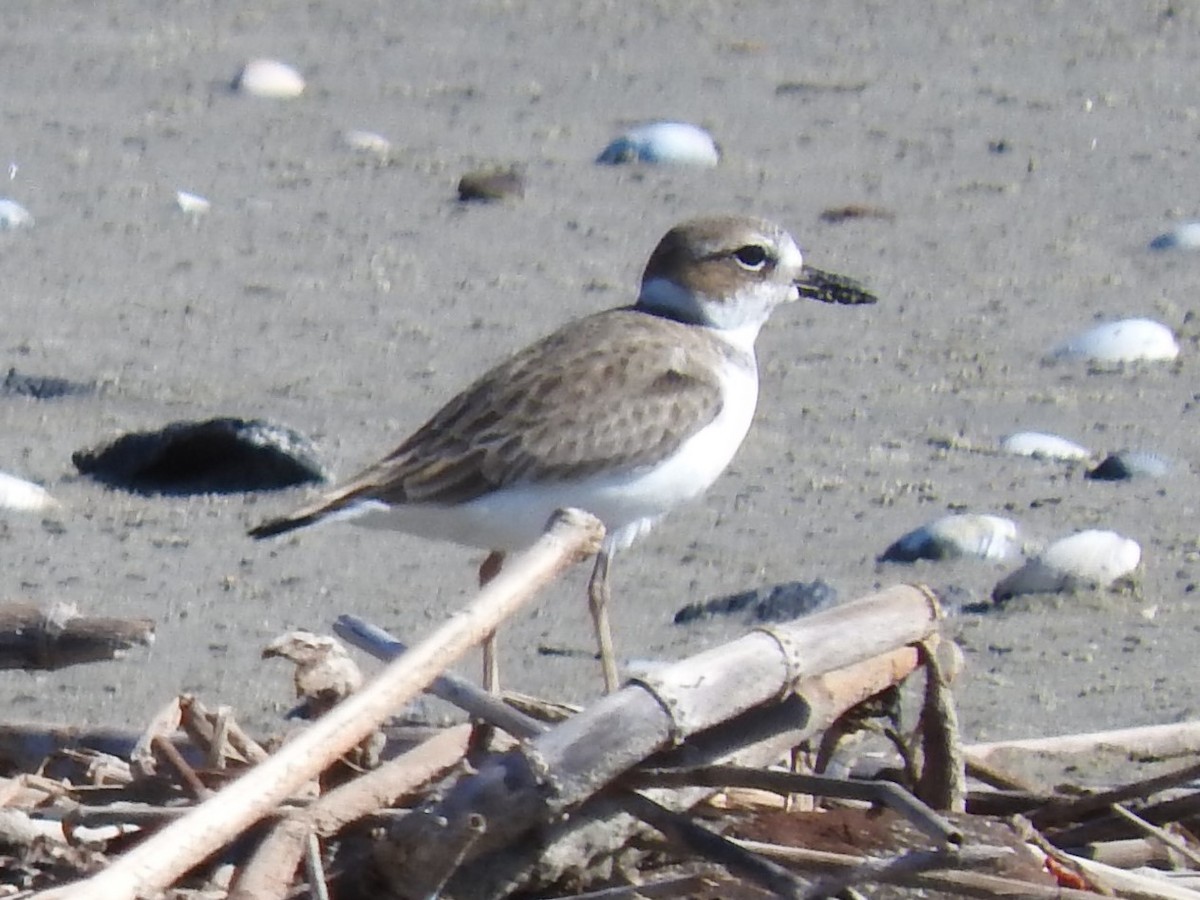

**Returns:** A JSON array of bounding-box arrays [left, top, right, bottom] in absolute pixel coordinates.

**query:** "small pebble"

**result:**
[[1149, 222, 1200, 250], [341, 130, 392, 157], [818, 204, 896, 224], [0, 472, 57, 512], [993, 529, 1140, 601], [457, 167, 525, 203], [1000, 431, 1091, 461], [1049, 318, 1179, 364], [1086, 450, 1171, 481], [232, 59, 305, 99], [0, 198, 33, 230], [596, 122, 720, 166], [879, 513, 1019, 563]]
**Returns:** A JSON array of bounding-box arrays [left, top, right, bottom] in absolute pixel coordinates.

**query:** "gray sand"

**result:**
[[2, 2, 1198, 749]]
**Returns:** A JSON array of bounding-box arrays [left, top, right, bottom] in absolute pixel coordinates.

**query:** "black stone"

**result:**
[[73, 417, 328, 496], [674, 579, 838, 625]]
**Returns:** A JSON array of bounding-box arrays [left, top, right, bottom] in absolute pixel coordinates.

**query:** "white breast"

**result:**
[[351, 354, 760, 553]]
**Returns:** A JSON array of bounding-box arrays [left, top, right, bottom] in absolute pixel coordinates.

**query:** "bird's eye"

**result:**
[[733, 244, 769, 270]]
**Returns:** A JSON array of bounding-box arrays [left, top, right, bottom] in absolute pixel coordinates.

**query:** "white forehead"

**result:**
[[776, 231, 804, 270]]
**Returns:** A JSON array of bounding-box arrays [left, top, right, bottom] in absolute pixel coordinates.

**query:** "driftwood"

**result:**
[[12, 496, 1196, 897], [0, 602, 154, 670], [738, 838, 1105, 899], [34, 507, 605, 900], [374, 583, 942, 898], [967, 721, 1200, 764], [229, 723, 473, 900]]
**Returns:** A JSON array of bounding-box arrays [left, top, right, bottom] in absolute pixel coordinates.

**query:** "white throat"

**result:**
[[638, 277, 777, 356]]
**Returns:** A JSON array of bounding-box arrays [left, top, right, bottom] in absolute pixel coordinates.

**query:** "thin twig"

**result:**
[[303, 833, 330, 900], [544, 872, 716, 898], [619, 790, 809, 898], [1032, 758, 1200, 830], [627, 765, 960, 847], [1110, 803, 1200, 868], [334, 616, 546, 740], [801, 845, 1008, 900], [737, 838, 1105, 899], [150, 735, 210, 801]]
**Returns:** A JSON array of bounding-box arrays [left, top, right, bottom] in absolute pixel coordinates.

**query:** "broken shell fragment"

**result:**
[[880, 513, 1020, 563], [993, 529, 1140, 601], [0, 199, 33, 230], [1049, 318, 1179, 364], [1149, 222, 1200, 250], [596, 122, 720, 166], [1000, 431, 1091, 461], [1086, 450, 1171, 481], [232, 59, 305, 99], [0, 471, 57, 512], [175, 191, 210, 215]]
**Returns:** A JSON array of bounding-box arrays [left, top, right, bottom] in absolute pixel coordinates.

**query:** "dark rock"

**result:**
[[2, 368, 95, 399], [674, 579, 838, 625], [73, 417, 328, 495]]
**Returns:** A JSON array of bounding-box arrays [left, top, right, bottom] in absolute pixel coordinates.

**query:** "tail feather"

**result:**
[[248, 512, 324, 539]]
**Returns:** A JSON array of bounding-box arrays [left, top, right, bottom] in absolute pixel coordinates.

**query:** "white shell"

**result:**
[[233, 59, 305, 99], [0, 471, 58, 511], [994, 529, 1140, 599], [1150, 223, 1200, 250], [175, 190, 211, 215], [0, 198, 33, 230], [1050, 318, 1179, 363], [881, 513, 1020, 562], [341, 130, 392, 156], [1000, 431, 1091, 461], [596, 122, 720, 166]]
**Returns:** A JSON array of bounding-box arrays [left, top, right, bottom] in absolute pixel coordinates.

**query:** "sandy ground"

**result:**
[[1, 1, 1199, 758]]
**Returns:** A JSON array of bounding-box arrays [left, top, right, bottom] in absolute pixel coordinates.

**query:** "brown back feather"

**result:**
[[333, 308, 734, 509]]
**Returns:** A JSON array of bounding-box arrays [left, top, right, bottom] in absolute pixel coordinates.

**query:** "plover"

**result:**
[[249, 215, 875, 691]]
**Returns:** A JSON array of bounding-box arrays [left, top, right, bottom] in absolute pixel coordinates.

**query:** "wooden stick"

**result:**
[[303, 833, 330, 900], [967, 722, 1200, 764], [1109, 803, 1200, 869], [381, 584, 941, 876], [737, 838, 1105, 899], [333, 616, 546, 740], [406, 635, 937, 897], [1064, 852, 1200, 900], [1032, 758, 1200, 830], [619, 790, 809, 898], [544, 873, 715, 899], [33, 508, 603, 900], [625, 765, 960, 847], [0, 603, 154, 670], [229, 724, 472, 900], [964, 754, 1042, 793], [800, 845, 1010, 900]]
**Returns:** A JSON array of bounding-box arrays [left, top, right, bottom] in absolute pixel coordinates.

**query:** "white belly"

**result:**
[[351, 358, 759, 552]]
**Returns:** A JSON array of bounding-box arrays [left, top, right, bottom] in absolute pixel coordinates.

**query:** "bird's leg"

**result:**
[[587, 548, 620, 693], [479, 551, 505, 693]]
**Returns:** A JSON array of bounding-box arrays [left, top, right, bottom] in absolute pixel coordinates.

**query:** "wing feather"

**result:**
[[338, 309, 729, 507]]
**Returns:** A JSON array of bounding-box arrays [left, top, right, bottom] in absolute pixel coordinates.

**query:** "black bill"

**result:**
[[796, 266, 878, 305]]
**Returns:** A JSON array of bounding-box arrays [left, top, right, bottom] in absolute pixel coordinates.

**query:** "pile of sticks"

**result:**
[[3, 509, 1200, 899]]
